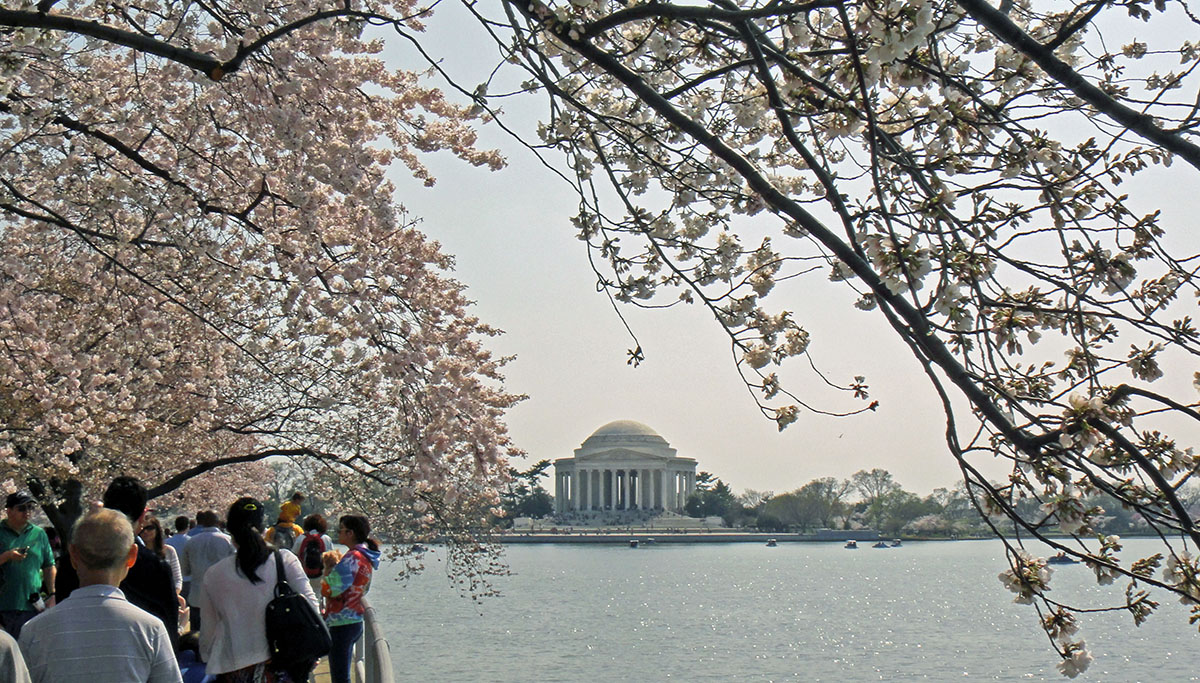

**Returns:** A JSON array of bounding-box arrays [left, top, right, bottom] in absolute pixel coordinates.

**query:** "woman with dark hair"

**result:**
[[321, 514, 381, 683], [139, 516, 183, 596], [199, 497, 318, 682]]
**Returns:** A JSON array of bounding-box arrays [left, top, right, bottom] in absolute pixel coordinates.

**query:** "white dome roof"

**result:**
[[588, 420, 661, 438], [579, 420, 670, 450]]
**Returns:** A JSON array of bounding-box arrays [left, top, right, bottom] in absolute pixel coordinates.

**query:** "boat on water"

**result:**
[[629, 539, 639, 548], [1048, 552, 1079, 564], [844, 540, 858, 549], [766, 538, 778, 547], [890, 539, 902, 547], [872, 541, 889, 549]]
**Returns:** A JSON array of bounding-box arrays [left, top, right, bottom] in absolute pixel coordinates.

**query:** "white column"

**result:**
[[560, 471, 567, 512], [576, 468, 585, 511], [666, 471, 674, 512], [658, 470, 666, 510], [556, 472, 563, 513], [665, 470, 673, 512], [575, 470, 582, 511], [668, 471, 675, 510], [585, 469, 592, 511], [635, 469, 643, 509]]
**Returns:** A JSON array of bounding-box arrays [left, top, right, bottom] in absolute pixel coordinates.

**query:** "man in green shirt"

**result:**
[[0, 492, 55, 638]]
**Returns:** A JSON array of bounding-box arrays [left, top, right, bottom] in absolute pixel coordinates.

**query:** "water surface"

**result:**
[[371, 539, 1198, 681]]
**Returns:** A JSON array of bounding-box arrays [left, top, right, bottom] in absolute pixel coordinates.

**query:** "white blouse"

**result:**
[[198, 550, 319, 674], [163, 543, 182, 594]]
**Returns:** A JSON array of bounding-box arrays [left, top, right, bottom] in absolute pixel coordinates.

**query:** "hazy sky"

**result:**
[[375, 6, 1083, 498]]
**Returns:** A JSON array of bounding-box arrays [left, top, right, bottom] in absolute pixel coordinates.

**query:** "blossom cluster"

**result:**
[[0, 0, 517, 554], [477, 0, 1200, 672]]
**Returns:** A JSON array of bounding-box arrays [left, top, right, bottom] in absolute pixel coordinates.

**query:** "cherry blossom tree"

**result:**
[[0, 0, 520, 580], [455, 0, 1200, 674]]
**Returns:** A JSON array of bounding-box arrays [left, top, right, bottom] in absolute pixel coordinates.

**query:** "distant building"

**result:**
[[553, 420, 698, 514]]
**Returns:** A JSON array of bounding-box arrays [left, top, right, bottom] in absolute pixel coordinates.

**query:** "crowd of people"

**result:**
[[0, 481, 381, 683]]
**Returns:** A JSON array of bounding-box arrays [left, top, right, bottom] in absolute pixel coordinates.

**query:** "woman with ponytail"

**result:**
[[198, 497, 319, 682], [322, 514, 381, 683]]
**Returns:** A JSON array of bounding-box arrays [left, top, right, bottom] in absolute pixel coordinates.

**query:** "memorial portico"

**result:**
[[553, 420, 698, 514]]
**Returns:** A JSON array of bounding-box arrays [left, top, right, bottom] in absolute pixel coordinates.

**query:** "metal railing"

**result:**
[[352, 597, 394, 683]]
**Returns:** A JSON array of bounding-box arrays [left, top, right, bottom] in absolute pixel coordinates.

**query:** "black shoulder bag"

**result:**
[[265, 550, 332, 666]]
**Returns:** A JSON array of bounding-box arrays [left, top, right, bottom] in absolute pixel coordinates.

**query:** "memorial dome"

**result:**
[[581, 420, 668, 447], [555, 419, 697, 515]]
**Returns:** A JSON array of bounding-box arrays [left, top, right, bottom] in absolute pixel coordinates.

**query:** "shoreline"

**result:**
[[488, 530, 893, 544]]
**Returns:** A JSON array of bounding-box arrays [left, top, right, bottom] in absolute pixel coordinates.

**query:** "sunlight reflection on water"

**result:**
[[372, 539, 1198, 681]]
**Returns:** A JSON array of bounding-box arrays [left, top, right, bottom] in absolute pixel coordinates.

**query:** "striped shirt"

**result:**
[[17, 584, 181, 682]]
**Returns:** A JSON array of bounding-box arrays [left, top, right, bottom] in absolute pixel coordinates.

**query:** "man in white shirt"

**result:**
[[0, 629, 30, 683], [179, 510, 233, 632], [18, 509, 181, 682]]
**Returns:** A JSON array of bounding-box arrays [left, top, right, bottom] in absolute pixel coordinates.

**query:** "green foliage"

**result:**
[[684, 475, 736, 518], [501, 459, 554, 521]]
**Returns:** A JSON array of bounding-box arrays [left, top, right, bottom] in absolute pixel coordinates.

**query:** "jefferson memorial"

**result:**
[[553, 420, 698, 514]]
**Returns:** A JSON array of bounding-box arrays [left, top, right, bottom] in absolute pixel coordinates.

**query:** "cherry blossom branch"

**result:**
[[517, 3, 1041, 452], [582, 0, 842, 38], [0, 6, 415, 81], [954, 0, 1200, 171], [1086, 419, 1200, 546], [1107, 384, 1200, 423], [0, 8, 225, 77]]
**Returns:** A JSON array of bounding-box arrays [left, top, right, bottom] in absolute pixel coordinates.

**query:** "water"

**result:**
[[370, 539, 1199, 681]]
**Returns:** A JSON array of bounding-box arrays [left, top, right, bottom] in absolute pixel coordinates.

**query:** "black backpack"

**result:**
[[265, 551, 331, 666], [299, 533, 324, 578]]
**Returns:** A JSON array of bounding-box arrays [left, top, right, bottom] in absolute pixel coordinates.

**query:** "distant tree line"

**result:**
[[686, 469, 1200, 538], [504, 463, 1200, 538]]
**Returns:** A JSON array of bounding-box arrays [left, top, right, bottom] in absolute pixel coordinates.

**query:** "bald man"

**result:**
[[18, 509, 181, 683]]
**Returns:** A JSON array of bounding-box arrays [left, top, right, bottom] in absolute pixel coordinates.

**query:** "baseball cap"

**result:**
[[5, 491, 35, 509]]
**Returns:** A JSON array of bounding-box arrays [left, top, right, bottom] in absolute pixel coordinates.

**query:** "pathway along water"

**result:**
[[310, 599, 393, 683], [370, 539, 1199, 681]]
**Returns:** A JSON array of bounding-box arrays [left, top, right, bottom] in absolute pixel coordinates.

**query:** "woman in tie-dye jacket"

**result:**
[[321, 515, 381, 683]]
